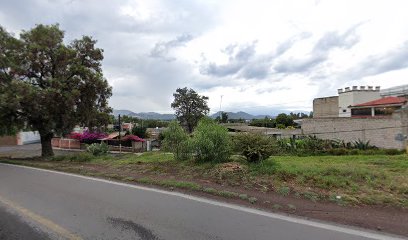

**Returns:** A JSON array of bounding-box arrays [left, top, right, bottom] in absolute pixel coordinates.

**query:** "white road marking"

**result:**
[[0, 162, 405, 240]]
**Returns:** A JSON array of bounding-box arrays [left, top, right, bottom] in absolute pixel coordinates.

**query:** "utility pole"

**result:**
[[118, 114, 122, 153]]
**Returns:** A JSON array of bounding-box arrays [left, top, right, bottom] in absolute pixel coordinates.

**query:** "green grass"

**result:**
[[136, 177, 201, 190], [250, 154, 408, 207], [51, 151, 175, 164]]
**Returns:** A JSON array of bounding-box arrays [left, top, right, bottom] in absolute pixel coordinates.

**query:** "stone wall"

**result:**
[[302, 110, 407, 149]]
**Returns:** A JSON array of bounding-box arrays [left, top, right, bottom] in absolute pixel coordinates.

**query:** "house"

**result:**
[[350, 97, 407, 118], [303, 85, 408, 149], [313, 86, 381, 118]]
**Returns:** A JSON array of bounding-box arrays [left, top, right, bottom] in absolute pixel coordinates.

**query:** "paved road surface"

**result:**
[[0, 143, 78, 158], [0, 163, 404, 240]]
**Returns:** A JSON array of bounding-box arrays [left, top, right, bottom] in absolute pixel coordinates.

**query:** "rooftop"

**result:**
[[352, 96, 407, 108]]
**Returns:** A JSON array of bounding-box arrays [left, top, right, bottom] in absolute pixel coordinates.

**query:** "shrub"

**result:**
[[326, 148, 350, 156], [383, 149, 404, 155], [192, 118, 231, 163], [276, 123, 286, 129], [86, 142, 109, 156], [162, 121, 192, 161], [233, 133, 275, 162]]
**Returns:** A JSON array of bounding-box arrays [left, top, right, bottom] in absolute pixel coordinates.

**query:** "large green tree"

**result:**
[[171, 87, 209, 133], [0, 24, 112, 157], [275, 113, 295, 127]]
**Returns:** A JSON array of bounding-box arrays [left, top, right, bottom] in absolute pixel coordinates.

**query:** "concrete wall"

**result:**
[[18, 131, 40, 145], [302, 110, 407, 149], [338, 87, 381, 117], [313, 96, 339, 118], [0, 131, 40, 146]]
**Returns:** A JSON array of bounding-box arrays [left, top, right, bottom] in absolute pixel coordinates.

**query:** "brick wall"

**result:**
[[51, 138, 81, 149], [0, 135, 18, 146], [302, 111, 407, 149]]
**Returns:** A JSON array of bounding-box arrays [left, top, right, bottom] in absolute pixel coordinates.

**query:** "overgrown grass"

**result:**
[[51, 151, 174, 164], [250, 154, 408, 207]]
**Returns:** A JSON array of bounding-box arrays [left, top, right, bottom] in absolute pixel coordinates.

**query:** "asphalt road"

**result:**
[[0, 163, 404, 240]]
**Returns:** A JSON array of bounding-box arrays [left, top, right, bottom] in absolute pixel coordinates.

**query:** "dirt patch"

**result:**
[[3, 158, 408, 237]]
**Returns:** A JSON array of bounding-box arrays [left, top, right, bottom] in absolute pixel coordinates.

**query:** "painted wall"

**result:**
[[18, 131, 40, 145], [338, 89, 381, 117]]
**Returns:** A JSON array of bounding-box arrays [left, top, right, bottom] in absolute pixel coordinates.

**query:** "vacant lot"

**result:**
[[2, 152, 407, 208]]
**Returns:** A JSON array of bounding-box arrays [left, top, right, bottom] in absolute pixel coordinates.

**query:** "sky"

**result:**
[[1, 0, 408, 115]]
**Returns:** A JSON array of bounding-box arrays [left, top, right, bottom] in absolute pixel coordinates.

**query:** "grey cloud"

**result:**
[[275, 32, 312, 56], [274, 54, 326, 74], [313, 28, 359, 52], [150, 33, 194, 61], [199, 32, 312, 80], [199, 41, 258, 77], [0, 0, 221, 112], [255, 86, 291, 94], [274, 26, 360, 74], [342, 41, 408, 80]]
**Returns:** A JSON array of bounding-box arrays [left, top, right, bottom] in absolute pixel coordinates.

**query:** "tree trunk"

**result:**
[[40, 132, 54, 157]]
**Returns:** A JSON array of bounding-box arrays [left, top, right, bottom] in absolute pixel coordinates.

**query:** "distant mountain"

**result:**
[[210, 111, 273, 120], [137, 112, 176, 120], [112, 109, 175, 120], [113, 109, 310, 121], [112, 109, 136, 117]]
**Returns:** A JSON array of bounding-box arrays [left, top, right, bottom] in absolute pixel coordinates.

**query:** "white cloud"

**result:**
[[1, 0, 408, 114]]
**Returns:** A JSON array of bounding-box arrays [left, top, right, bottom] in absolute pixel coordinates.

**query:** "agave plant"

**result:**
[[352, 139, 376, 150]]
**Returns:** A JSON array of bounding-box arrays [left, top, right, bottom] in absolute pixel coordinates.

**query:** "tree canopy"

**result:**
[[171, 87, 209, 133], [0, 24, 112, 157]]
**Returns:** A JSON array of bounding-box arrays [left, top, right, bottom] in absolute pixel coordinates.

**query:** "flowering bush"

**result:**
[[122, 135, 145, 142], [67, 132, 82, 140], [67, 131, 107, 144]]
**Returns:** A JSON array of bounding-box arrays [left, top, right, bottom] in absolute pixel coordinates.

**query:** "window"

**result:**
[[351, 108, 371, 116], [374, 106, 400, 116]]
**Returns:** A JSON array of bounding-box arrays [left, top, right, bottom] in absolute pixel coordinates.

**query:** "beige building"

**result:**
[[313, 96, 339, 118]]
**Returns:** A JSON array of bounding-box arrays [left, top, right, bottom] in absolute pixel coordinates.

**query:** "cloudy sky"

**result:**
[[1, 0, 408, 114]]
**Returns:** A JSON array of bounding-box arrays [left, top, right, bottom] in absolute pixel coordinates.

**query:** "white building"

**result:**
[[337, 86, 381, 117]]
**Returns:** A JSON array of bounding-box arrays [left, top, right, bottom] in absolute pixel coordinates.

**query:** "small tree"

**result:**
[[131, 126, 147, 138], [171, 87, 209, 133], [161, 121, 192, 161], [233, 133, 275, 162], [192, 118, 231, 163], [221, 112, 228, 123]]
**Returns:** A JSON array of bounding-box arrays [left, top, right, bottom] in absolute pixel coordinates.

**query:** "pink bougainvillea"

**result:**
[[67, 131, 107, 143], [122, 135, 145, 142]]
